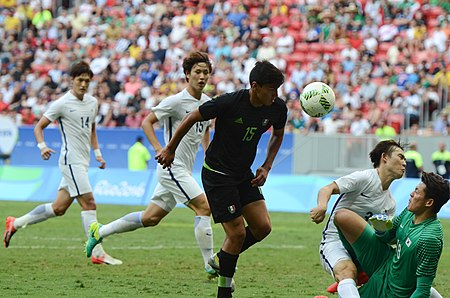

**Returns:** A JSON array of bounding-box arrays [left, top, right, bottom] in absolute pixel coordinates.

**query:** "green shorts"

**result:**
[[352, 224, 394, 297]]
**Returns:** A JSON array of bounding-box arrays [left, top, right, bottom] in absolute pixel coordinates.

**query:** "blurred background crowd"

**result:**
[[0, 0, 449, 136]]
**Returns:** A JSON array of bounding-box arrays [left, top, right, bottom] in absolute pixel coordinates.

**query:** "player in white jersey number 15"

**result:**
[[84, 52, 217, 278]]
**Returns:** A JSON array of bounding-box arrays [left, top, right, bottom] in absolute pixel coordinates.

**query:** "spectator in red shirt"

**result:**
[[0, 93, 9, 112], [20, 106, 36, 125]]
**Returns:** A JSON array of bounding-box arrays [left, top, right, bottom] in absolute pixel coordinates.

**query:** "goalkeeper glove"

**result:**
[[369, 214, 393, 233]]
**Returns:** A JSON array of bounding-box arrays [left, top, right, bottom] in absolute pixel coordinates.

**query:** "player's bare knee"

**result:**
[[189, 197, 211, 216], [195, 205, 211, 217], [52, 206, 66, 216], [334, 209, 351, 228], [141, 215, 162, 227], [254, 223, 272, 240]]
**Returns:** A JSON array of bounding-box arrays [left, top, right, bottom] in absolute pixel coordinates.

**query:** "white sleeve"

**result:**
[[43, 100, 64, 122], [334, 170, 368, 194], [152, 97, 177, 121]]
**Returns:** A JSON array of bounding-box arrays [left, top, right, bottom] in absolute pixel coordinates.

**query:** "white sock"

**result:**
[[430, 287, 443, 298], [81, 210, 105, 257], [338, 278, 360, 298], [14, 203, 56, 229], [194, 216, 214, 267], [98, 211, 144, 238]]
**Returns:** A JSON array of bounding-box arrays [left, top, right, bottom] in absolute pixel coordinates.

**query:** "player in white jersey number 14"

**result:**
[[3, 61, 121, 265]]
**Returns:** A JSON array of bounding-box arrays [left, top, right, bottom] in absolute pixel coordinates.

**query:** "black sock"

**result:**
[[217, 250, 238, 298], [218, 249, 239, 277], [240, 226, 259, 253], [217, 287, 232, 298]]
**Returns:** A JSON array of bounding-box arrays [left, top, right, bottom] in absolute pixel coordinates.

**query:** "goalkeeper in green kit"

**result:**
[[334, 172, 449, 298]]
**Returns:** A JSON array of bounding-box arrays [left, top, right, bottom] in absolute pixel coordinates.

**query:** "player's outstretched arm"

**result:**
[[156, 109, 204, 169], [310, 182, 340, 224], [34, 116, 55, 160]]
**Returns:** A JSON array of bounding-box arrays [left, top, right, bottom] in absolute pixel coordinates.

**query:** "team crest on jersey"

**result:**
[[405, 237, 411, 247], [262, 119, 270, 126], [234, 117, 243, 124], [228, 205, 236, 214]]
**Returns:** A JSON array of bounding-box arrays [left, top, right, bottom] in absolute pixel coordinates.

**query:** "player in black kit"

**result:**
[[157, 60, 286, 298]]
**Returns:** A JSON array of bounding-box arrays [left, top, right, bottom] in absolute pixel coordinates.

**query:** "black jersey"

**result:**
[[199, 89, 287, 177]]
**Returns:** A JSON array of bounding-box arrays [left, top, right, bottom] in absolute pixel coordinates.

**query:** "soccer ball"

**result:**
[[299, 82, 335, 118]]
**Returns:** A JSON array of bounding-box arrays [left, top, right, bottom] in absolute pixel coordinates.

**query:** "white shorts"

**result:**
[[151, 166, 203, 212], [319, 240, 352, 277], [58, 164, 92, 197]]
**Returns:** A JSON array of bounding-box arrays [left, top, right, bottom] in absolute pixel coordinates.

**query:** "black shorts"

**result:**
[[201, 166, 265, 223]]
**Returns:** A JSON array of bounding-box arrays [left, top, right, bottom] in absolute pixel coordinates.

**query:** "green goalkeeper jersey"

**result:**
[[379, 208, 443, 297]]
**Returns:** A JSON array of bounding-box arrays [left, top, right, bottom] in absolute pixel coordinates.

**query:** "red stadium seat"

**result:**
[[322, 43, 338, 54], [309, 43, 323, 53], [387, 114, 404, 134], [286, 52, 307, 64], [295, 42, 309, 53]]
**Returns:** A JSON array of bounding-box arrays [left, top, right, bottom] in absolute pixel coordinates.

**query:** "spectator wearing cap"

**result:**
[[319, 10, 336, 42], [404, 142, 423, 178]]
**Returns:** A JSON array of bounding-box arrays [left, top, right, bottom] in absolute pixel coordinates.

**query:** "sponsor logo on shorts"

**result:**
[[262, 119, 270, 126], [228, 205, 236, 214]]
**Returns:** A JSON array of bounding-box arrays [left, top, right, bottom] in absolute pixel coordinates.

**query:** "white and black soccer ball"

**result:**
[[299, 82, 335, 118]]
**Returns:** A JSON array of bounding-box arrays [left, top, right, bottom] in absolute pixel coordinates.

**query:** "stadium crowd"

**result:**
[[0, 0, 449, 136]]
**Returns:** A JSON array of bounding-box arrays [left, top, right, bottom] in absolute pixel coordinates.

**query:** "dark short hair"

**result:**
[[70, 61, 93, 79], [249, 60, 285, 88], [136, 136, 143, 142], [421, 172, 450, 214], [182, 51, 212, 82], [369, 139, 404, 168]]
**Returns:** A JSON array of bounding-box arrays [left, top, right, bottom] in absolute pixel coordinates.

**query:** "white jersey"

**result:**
[[152, 88, 211, 172], [321, 169, 396, 244], [44, 91, 98, 167]]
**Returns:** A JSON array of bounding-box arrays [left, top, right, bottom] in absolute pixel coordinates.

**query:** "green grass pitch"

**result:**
[[1, 201, 449, 297]]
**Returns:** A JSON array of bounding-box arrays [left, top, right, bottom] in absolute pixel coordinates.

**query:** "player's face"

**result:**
[[386, 147, 406, 178], [252, 83, 278, 106], [72, 73, 91, 100], [187, 62, 210, 93], [407, 182, 431, 213]]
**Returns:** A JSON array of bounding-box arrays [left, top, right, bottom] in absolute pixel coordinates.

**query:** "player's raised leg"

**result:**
[[85, 202, 166, 258]]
